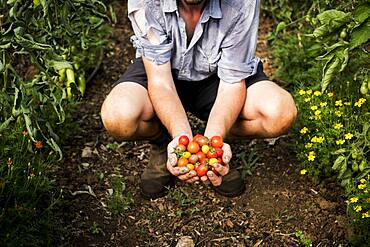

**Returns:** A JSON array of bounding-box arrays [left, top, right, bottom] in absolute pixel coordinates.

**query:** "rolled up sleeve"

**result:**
[[128, 0, 172, 65], [218, 1, 260, 83]]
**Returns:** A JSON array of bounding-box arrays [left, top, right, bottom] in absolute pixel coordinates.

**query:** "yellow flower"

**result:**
[[310, 105, 318, 111], [354, 98, 366, 107], [335, 111, 343, 117], [311, 136, 324, 143], [320, 102, 327, 107], [344, 133, 353, 140], [314, 115, 321, 120], [334, 123, 343, 130], [344, 102, 351, 106], [304, 97, 311, 102], [298, 89, 306, 95], [306, 89, 312, 95], [314, 91, 322, 96], [314, 110, 321, 116], [300, 169, 307, 175], [336, 139, 345, 145], [354, 205, 362, 212], [360, 179, 366, 183], [305, 143, 313, 148], [327, 92, 334, 97], [350, 197, 359, 203], [358, 184, 366, 190], [367, 198, 370, 203], [307, 151, 316, 161], [362, 212, 370, 218], [335, 100, 343, 107], [300, 127, 309, 134]]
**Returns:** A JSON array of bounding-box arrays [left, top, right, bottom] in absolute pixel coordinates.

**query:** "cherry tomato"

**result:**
[[188, 154, 199, 164], [211, 136, 223, 148], [193, 134, 203, 143], [201, 145, 210, 154], [209, 158, 218, 166], [178, 135, 189, 146], [187, 141, 200, 153], [175, 144, 186, 153], [187, 163, 195, 171], [182, 151, 191, 159], [196, 163, 208, 177], [197, 136, 209, 147], [207, 148, 218, 159], [177, 157, 189, 167], [215, 147, 223, 157], [196, 151, 206, 162]]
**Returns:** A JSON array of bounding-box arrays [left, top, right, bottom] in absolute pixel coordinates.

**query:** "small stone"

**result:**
[[175, 236, 194, 247], [82, 147, 93, 158]]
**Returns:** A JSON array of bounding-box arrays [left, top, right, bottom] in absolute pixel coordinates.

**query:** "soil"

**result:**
[[55, 3, 350, 247]]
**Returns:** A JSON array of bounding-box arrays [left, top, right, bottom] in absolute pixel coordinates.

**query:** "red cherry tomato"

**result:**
[[196, 163, 208, 177], [187, 141, 200, 153], [215, 147, 223, 157], [196, 151, 206, 162], [193, 134, 203, 143], [188, 154, 199, 164], [207, 148, 218, 159], [178, 135, 189, 146], [196, 136, 209, 147], [211, 136, 223, 148]]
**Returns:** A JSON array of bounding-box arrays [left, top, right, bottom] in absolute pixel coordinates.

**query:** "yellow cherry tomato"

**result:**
[[209, 158, 218, 166], [201, 145, 210, 154], [187, 163, 195, 171], [182, 151, 191, 159]]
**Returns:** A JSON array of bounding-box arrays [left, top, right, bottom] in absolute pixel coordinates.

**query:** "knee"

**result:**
[[262, 91, 297, 137], [101, 94, 140, 139]]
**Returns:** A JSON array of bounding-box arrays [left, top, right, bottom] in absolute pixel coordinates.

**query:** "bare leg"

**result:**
[[228, 81, 297, 139], [101, 82, 161, 141]]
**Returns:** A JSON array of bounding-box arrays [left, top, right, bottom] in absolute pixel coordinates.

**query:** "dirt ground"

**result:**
[[55, 3, 350, 247]]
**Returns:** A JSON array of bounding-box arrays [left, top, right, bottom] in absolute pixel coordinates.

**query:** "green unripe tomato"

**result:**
[[360, 82, 368, 95], [340, 29, 347, 39], [351, 161, 359, 172], [359, 160, 367, 172]]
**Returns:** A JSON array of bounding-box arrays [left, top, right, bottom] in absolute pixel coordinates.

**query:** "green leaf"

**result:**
[[0, 116, 15, 132], [354, 3, 370, 24], [339, 48, 349, 72], [317, 10, 350, 26], [349, 18, 370, 50], [316, 41, 346, 60], [47, 138, 63, 160], [46, 60, 73, 71], [14, 27, 51, 50], [332, 155, 346, 170], [24, 113, 35, 141], [321, 56, 340, 92]]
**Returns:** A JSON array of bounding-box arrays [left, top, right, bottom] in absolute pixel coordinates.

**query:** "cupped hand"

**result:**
[[166, 134, 199, 183], [200, 142, 231, 186]]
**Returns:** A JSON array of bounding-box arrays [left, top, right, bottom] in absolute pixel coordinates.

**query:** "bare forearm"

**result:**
[[205, 80, 246, 138], [148, 84, 192, 137]]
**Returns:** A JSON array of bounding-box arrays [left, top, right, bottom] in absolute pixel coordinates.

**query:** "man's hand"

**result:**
[[166, 135, 199, 183], [199, 142, 232, 186]]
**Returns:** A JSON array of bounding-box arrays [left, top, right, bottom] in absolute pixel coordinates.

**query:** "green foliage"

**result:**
[[295, 230, 313, 247], [107, 176, 134, 214], [263, 0, 370, 241], [0, 0, 110, 245]]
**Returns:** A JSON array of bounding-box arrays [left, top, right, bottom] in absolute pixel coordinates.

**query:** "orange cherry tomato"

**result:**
[[187, 141, 200, 153], [177, 157, 189, 167]]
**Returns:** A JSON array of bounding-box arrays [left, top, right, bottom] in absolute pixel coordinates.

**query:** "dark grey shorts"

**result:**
[[115, 58, 269, 121]]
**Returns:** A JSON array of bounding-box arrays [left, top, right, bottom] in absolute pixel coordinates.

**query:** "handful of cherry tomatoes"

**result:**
[[174, 134, 224, 177]]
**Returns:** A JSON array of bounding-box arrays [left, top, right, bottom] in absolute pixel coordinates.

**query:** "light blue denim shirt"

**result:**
[[128, 0, 261, 83]]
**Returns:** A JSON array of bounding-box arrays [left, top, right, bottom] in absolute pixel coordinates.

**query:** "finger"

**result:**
[[213, 163, 230, 176], [200, 175, 209, 185], [167, 160, 189, 176], [207, 171, 222, 186], [185, 176, 199, 184], [178, 170, 197, 181], [222, 143, 232, 164]]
